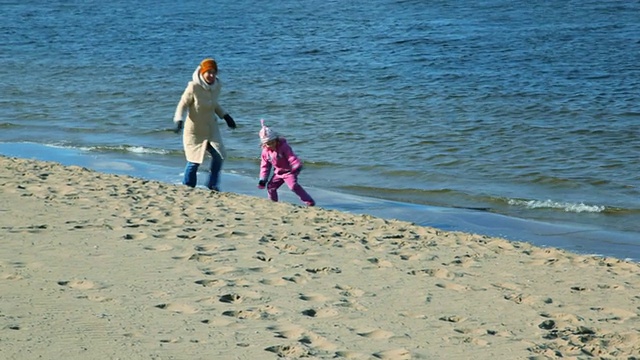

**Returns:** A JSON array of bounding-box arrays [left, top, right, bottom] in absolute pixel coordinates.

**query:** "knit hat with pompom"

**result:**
[[259, 119, 278, 144]]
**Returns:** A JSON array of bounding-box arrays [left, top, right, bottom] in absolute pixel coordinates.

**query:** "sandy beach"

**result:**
[[1, 155, 639, 360]]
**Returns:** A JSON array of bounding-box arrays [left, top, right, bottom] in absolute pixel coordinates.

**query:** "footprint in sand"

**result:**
[[356, 329, 394, 339], [57, 279, 97, 290], [65, 220, 93, 230], [570, 285, 589, 292], [259, 277, 287, 286], [439, 315, 467, 323], [267, 324, 340, 352], [591, 306, 638, 322], [247, 266, 279, 274], [143, 213, 163, 224], [443, 254, 478, 268], [201, 266, 237, 276], [176, 233, 197, 240], [255, 251, 273, 262], [453, 327, 490, 336], [299, 333, 338, 351], [214, 230, 249, 239], [123, 220, 150, 229], [274, 243, 308, 255], [335, 284, 365, 297], [395, 252, 420, 261], [178, 227, 199, 233], [264, 344, 309, 358], [267, 324, 306, 339], [142, 244, 173, 251], [399, 312, 428, 319], [334, 350, 370, 359], [334, 298, 368, 312], [222, 305, 278, 320], [194, 244, 219, 252], [283, 273, 309, 284], [302, 307, 339, 318], [299, 293, 330, 302], [435, 282, 469, 291], [122, 233, 148, 241], [306, 266, 342, 275], [5, 260, 26, 269], [159, 337, 182, 344], [218, 291, 262, 304], [453, 335, 489, 347], [3, 273, 24, 280], [219, 293, 244, 304], [185, 252, 218, 262], [540, 312, 587, 327], [227, 278, 252, 287], [372, 348, 411, 359], [503, 293, 539, 305], [366, 257, 393, 268], [491, 282, 521, 291], [76, 294, 113, 302], [408, 267, 464, 279], [154, 303, 198, 314], [194, 279, 227, 287], [199, 318, 234, 326], [4, 224, 49, 234]]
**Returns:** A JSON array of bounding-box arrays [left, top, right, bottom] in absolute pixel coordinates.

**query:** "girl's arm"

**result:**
[[259, 152, 272, 181], [283, 143, 302, 172]]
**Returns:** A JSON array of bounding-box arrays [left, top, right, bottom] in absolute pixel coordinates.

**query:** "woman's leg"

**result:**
[[183, 162, 199, 187], [206, 145, 224, 191]]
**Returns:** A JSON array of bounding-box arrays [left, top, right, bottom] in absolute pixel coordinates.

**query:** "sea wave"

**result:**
[[336, 184, 640, 217], [16, 142, 179, 157], [508, 199, 605, 213], [77, 145, 175, 155]]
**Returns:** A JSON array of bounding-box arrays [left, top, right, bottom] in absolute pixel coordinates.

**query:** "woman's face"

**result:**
[[202, 70, 216, 84]]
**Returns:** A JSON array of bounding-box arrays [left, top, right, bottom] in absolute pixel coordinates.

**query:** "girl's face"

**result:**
[[202, 70, 216, 84], [264, 139, 277, 150]]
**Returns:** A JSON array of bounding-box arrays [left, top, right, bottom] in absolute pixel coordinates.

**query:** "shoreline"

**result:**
[[2, 154, 640, 358], [1, 142, 638, 262]]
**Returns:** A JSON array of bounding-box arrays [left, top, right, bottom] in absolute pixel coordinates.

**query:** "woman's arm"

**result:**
[[174, 83, 194, 122]]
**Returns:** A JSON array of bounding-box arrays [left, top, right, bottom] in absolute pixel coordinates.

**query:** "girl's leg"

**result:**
[[183, 162, 199, 187], [207, 146, 223, 191], [267, 175, 284, 202], [284, 173, 315, 206]]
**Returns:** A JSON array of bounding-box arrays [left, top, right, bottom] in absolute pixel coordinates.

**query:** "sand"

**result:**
[[1, 155, 639, 360]]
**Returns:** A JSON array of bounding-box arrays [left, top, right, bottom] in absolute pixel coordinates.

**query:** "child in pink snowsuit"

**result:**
[[257, 119, 315, 206]]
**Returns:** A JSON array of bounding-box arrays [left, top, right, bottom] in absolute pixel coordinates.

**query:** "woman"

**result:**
[[173, 58, 237, 191]]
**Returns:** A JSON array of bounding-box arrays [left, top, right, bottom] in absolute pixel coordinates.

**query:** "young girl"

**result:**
[[257, 119, 315, 206]]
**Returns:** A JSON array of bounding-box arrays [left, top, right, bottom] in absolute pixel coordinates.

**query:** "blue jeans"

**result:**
[[182, 144, 223, 191]]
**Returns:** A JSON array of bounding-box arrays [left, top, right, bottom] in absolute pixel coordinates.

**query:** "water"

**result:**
[[2, 0, 639, 258]]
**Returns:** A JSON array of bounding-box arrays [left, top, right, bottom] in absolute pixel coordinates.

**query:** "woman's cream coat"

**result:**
[[173, 67, 228, 164]]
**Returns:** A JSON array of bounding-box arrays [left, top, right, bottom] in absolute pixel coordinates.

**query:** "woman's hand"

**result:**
[[223, 114, 236, 129], [174, 121, 183, 134]]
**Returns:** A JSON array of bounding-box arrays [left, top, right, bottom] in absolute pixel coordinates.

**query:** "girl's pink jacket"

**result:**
[[259, 138, 303, 180]]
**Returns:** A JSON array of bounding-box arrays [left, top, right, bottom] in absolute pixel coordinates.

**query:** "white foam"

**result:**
[[509, 199, 605, 213]]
